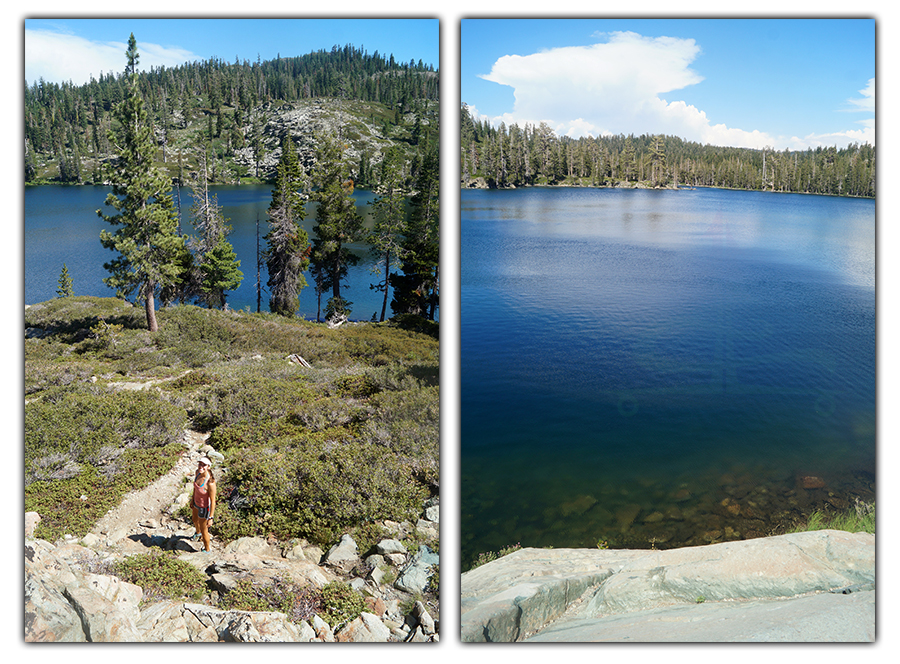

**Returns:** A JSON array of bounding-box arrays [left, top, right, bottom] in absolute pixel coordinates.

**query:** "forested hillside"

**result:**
[[461, 104, 875, 198], [26, 41, 439, 325], [25, 44, 439, 187]]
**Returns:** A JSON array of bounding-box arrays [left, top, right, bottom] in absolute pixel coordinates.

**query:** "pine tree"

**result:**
[[97, 34, 186, 332], [189, 151, 243, 309], [649, 135, 667, 187], [56, 264, 74, 297], [201, 235, 244, 310], [391, 141, 439, 319], [369, 145, 407, 322], [311, 134, 364, 320], [265, 136, 310, 317]]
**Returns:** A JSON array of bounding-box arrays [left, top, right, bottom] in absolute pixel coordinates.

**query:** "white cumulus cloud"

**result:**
[[25, 29, 197, 86], [476, 31, 873, 150]]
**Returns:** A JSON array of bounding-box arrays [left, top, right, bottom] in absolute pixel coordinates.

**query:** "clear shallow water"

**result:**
[[461, 187, 875, 566], [24, 184, 402, 321]]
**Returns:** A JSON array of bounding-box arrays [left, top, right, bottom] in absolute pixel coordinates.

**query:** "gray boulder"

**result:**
[[394, 545, 439, 595], [323, 534, 359, 571], [335, 612, 391, 642], [25, 511, 41, 538], [136, 601, 190, 642], [24, 575, 87, 642], [375, 538, 406, 555]]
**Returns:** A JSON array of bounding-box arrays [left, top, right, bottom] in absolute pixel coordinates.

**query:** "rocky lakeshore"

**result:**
[[461, 530, 874, 642]]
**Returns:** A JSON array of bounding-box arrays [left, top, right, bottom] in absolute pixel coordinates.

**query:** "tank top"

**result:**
[[193, 473, 211, 509]]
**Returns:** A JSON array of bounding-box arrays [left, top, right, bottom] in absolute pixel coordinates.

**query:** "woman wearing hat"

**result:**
[[191, 456, 217, 552]]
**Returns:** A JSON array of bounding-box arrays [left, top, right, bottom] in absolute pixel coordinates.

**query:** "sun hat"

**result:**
[[198, 456, 211, 467]]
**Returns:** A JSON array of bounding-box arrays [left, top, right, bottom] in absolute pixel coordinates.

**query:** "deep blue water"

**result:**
[[24, 184, 404, 321], [461, 187, 875, 565]]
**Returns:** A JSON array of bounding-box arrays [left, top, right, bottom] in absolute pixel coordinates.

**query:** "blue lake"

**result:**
[[24, 184, 408, 321], [461, 187, 875, 566]]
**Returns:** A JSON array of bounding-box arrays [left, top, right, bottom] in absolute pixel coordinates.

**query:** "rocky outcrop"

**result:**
[[232, 99, 396, 179], [26, 503, 440, 642], [461, 530, 874, 642]]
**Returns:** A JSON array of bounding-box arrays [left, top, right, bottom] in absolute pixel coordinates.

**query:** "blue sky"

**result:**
[[25, 18, 439, 87], [461, 18, 874, 150]]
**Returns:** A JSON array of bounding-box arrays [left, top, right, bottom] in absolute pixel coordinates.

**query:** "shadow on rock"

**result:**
[[128, 533, 201, 553]]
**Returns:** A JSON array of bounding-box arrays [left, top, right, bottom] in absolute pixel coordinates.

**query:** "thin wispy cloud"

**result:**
[[475, 31, 874, 150], [845, 78, 875, 114], [25, 29, 198, 86]]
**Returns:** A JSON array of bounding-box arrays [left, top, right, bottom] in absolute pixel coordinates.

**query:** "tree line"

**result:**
[[25, 42, 439, 186], [91, 35, 437, 331], [461, 104, 875, 198]]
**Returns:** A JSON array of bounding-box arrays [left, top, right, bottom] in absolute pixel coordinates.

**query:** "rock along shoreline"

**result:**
[[460, 529, 874, 643]]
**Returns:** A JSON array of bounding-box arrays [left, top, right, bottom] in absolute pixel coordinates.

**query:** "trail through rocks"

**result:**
[[88, 429, 221, 556]]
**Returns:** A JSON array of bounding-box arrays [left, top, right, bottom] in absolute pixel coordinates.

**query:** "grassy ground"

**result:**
[[25, 297, 439, 546], [789, 498, 875, 535]]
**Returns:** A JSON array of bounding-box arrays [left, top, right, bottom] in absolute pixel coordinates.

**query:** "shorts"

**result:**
[[195, 504, 211, 519]]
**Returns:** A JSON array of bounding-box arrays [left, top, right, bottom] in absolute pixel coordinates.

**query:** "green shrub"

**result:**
[[319, 581, 366, 628], [24, 344, 98, 395], [88, 320, 124, 352], [25, 385, 187, 484], [286, 396, 367, 432], [218, 577, 324, 623], [24, 296, 144, 338], [427, 564, 439, 594], [115, 551, 207, 602], [358, 386, 440, 488], [207, 419, 285, 452], [467, 543, 522, 571], [168, 369, 217, 390], [389, 313, 439, 339], [192, 378, 317, 429], [350, 521, 390, 556], [220, 435, 426, 546], [331, 373, 381, 398], [25, 443, 184, 541]]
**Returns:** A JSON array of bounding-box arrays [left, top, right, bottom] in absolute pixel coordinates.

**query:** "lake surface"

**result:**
[[24, 184, 408, 321], [460, 187, 875, 567]]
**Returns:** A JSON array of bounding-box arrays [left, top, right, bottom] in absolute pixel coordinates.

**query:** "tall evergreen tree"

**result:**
[[265, 136, 311, 317], [368, 145, 407, 322], [649, 135, 667, 187], [391, 141, 439, 319], [189, 151, 243, 309], [97, 34, 186, 332], [311, 134, 364, 320]]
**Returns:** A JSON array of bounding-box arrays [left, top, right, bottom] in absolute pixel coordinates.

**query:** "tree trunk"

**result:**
[[428, 265, 439, 321], [145, 286, 159, 332], [332, 264, 341, 300], [381, 251, 390, 322]]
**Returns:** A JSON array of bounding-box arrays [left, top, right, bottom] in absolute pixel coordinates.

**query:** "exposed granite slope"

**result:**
[[461, 530, 874, 642]]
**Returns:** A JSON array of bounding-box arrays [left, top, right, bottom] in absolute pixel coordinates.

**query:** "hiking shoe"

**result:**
[[190, 533, 200, 541]]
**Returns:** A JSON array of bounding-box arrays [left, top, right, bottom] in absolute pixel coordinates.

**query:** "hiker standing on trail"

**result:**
[[191, 457, 216, 552]]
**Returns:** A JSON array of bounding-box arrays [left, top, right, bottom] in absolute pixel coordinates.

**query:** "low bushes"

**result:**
[[216, 433, 427, 546], [24, 298, 439, 551], [218, 576, 324, 623], [115, 551, 207, 603], [318, 581, 367, 627], [25, 385, 187, 484], [217, 579, 363, 628], [191, 377, 318, 429], [24, 443, 184, 541]]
